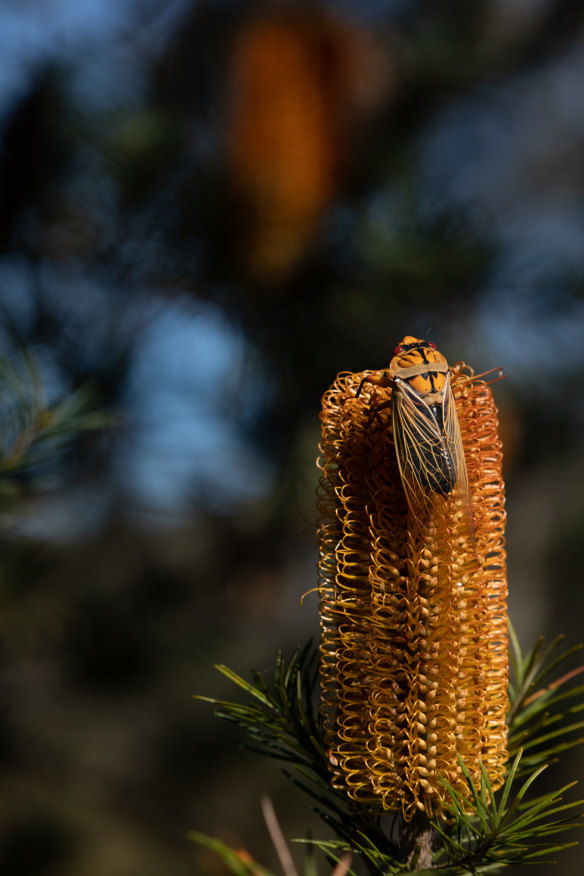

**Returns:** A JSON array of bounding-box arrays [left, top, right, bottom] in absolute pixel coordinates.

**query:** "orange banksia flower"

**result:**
[[317, 338, 508, 820], [226, 10, 390, 282]]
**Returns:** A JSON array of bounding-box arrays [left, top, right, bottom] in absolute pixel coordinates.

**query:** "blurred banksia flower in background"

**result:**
[[226, 8, 390, 283], [317, 339, 508, 819]]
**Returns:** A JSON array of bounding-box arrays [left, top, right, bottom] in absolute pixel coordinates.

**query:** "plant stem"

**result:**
[[401, 815, 441, 870]]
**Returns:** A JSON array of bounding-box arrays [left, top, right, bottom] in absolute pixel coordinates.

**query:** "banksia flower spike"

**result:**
[[317, 337, 508, 820], [196, 338, 584, 873]]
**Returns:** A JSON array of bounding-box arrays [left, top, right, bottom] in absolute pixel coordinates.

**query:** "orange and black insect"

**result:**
[[357, 335, 473, 534]]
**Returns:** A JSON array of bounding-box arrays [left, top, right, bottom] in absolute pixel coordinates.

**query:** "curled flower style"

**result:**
[[317, 353, 508, 820]]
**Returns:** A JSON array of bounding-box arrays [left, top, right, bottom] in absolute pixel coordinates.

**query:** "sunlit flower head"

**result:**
[[317, 349, 508, 819]]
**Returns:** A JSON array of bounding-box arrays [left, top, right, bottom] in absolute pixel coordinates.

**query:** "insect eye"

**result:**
[[393, 344, 404, 355], [427, 341, 436, 349]]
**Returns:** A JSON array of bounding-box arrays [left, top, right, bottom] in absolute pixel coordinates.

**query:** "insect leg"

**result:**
[[355, 370, 393, 398]]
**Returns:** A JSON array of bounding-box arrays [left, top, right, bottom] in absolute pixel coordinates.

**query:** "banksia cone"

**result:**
[[226, 10, 390, 282], [317, 342, 508, 820]]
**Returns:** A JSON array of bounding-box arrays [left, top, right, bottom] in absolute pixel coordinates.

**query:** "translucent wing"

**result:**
[[392, 372, 475, 542], [442, 374, 476, 545]]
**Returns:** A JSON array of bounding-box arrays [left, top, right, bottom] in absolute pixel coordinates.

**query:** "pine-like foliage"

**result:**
[[0, 353, 110, 500], [194, 627, 584, 874]]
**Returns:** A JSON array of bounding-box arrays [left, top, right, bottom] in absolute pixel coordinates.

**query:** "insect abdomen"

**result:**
[[416, 443, 456, 494], [407, 403, 457, 495]]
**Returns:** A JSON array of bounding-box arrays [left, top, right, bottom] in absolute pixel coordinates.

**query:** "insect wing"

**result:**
[[442, 375, 476, 544], [392, 373, 475, 542], [392, 378, 450, 529]]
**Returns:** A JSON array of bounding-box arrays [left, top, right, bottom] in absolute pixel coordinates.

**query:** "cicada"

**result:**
[[357, 335, 473, 536]]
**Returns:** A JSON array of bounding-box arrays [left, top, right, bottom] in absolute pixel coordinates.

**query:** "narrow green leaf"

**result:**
[[189, 831, 277, 876], [302, 841, 318, 876], [531, 644, 584, 691], [518, 737, 584, 771], [457, 760, 491, 834], [294, 843, 359, 876], [213, 665, 274, 707], [524, 677, 584, 713], [517, 787, 583, 815], [510, 683, 584, 734], [497, 763, 549, 830], [508, 619, 523, 676], [477, 762, 498, 831], [521, 840, 579, 859], [521, 720, 584, 752], [498, 749, 524, 816], [503, 789, 582, 834]]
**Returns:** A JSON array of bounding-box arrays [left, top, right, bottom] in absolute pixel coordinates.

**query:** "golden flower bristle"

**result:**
[[317, 361, 508, 819]]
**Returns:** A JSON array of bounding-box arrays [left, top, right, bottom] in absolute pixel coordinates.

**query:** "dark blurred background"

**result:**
[[0, 1, 583, 874]]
